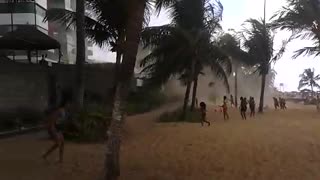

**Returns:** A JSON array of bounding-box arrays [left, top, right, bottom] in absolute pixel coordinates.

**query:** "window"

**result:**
[[13, 13, 35, 25], [0, 14, 11, 25], [13, 2, 35, 13], [36, 5, 47, 29], [0, 3, 10, 13], [35, 0, 46, 8]]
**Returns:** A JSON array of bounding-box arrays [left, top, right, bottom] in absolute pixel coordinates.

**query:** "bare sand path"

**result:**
[[2, 103, 320, 180]]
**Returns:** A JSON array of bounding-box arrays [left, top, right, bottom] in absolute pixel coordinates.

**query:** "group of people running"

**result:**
[[199, 95, 257, 126], [273, 97, 287, 110]]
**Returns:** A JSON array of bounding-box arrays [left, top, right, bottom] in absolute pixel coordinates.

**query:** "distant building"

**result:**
[[0, 0, 93, 64]]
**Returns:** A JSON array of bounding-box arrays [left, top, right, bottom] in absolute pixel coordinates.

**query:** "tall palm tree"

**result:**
[[74, 0, 86, 110], [140, 0, 231, 117], [298, 68, 320, 96], [218, 33, 253, 107], [242, 19, 288, 113], [45, 0, 155, 104], [271, 0, 320, 58], [103, 1, 176, 179]]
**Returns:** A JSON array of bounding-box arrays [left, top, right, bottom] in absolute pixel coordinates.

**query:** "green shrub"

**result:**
[[158, 108, 201, 123], [64, 104, 111, 142]]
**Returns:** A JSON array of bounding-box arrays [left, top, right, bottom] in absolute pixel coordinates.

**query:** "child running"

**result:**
[[240, 97, 247, 120], [221, 96, 229, 120], [249, 97, 256, 117], [230, 94, 235, 107], [273, 97, 279, 110], [199, 102, 210, 126], [42, 101, 69, 163]]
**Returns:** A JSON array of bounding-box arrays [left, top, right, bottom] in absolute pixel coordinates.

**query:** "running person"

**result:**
[[240, 97, 247, 120], [230, 94, 235, 107], [249, 97, 256, 117], [221, 96, 229, 120], [42, 102, 68, 163], [199, 102, 210, 126]]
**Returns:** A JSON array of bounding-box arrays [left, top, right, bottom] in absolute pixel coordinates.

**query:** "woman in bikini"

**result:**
[[42, 102, 68, 163]]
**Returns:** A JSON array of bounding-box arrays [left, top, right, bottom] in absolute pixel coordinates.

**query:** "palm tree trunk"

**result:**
[[311, 84, 314, 97], [74, 0, 86, 110], [182, 59, 196, 120], [182, 79, 192, 118], [234, 64, 238, 107], [258, 73, 267, 113], [190, 73, 199, 111], [110, 33, 125, 103], [104, 1, 146, 180]]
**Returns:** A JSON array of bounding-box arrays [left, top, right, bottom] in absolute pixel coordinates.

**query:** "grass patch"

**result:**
[[158, 108, 201, 123]]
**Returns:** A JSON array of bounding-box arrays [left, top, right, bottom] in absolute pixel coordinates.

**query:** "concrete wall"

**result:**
[[0, 60, 115, 112]]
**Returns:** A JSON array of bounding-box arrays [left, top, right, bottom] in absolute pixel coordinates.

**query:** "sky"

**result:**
[[92, 0, 320, 92]]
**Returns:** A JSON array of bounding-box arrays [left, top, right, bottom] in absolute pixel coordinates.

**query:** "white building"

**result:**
[[0, 0, 93, 64]]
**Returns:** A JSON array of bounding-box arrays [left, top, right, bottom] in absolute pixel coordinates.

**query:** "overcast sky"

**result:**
[[92, 0, 320, 92]]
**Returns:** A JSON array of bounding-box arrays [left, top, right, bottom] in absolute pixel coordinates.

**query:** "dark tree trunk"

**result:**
[[110, 32, 125, 103], [182, 79, 192, 119], [234, 64, 238, 108], [182, 59, 196, 120], [104, 1, 146, 180], [74, 0, 86, 110], [190, 73, 199, 111], [311, 84, 314, 97], [258, 73, 267, 113]]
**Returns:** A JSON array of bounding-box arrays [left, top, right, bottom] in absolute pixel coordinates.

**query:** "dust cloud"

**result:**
[[162, 66, 277, 107]]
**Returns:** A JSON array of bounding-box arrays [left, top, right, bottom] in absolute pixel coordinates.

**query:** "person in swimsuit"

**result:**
[[199, 102, 210, 126], [221, 96, 229, 120], [230, 94, 235, 107], [249, 97, 256, 117], [240, 97, 247, 120], [42, 102, 69, 163]]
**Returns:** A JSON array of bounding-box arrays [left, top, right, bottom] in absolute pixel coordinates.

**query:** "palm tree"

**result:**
[[74, 0, 86, 110], [242, 19, 288, 113], [140, 0, 231, 117], [218, 33, 253, 107], [298, 68, 320, 96], [103, 1, 176, 179], [271, 0, 320, 58]]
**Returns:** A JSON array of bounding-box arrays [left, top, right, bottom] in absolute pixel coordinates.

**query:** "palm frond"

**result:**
[[293, 46, 320, 58]]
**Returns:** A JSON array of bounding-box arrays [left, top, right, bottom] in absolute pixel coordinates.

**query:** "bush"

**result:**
[[64, 104, 111, 142], [126, 88, 167, 115], [158, 108, 201, 123]]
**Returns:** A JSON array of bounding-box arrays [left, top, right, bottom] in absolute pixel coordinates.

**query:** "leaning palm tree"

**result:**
[[242, 19, 288, 113], [271, 0, 320, 58], [298, 68, 320, 96]]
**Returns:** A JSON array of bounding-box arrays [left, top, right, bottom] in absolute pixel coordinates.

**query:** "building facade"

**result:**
[[0, 0, 93, 64]]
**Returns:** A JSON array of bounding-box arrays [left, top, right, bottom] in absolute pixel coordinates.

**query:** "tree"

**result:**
[[140, 0, 231, 117], [272, 0, 320, 58], [73, 0, 86, 110], [218, 33, 252, 107], [242, 19, 288, 113], [298, 68, 320, 96], [103, 1, 175, 179]]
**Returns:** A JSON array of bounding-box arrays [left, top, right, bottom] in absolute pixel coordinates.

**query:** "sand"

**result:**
[[1, 103, 320, 180]]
